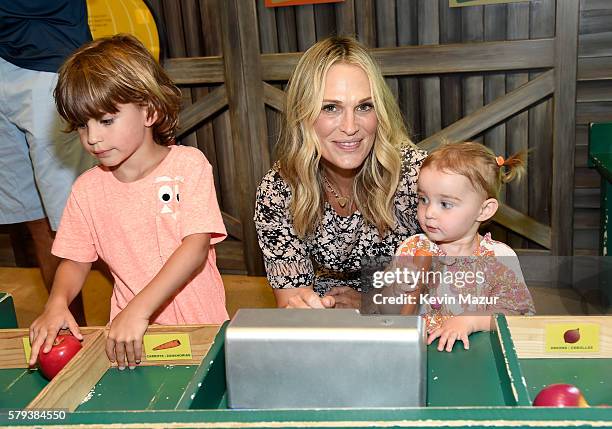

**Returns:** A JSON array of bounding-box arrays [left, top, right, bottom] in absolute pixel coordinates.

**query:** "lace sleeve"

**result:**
[[254, 169, 314, 289]]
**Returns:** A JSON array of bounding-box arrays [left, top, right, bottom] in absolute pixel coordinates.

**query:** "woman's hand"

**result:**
[[325, 286, 361, 309], [273, 287, 335, 308], [29, 303, 82, 367], [106, 304, 150, 370]]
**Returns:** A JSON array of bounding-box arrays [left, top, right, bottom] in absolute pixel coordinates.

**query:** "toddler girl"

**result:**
[[396, 142, 535, 352]]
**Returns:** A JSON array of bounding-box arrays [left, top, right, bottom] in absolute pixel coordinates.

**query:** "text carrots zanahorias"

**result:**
[[152, 339, 181, 351]]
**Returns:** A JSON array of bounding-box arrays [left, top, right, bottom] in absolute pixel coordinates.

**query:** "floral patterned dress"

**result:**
[[254, 147, 427, 295], [396, 233, 536, 330]]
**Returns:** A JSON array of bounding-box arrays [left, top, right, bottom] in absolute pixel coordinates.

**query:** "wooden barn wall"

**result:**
[[151, 0, 598, 258], [254, 0, 558, 255], [149, 0, 246, 273], [0, 0, 608, 272], [575, 0, 612, 255]]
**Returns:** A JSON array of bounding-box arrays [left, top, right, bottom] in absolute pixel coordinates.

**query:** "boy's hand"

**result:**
[[29, 304, 82, 367], [426, 315, 476, 352], [106, 306, 150, 370]]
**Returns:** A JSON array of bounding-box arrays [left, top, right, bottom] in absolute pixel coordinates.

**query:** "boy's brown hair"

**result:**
[[421, 141, 526, 199], [55, 34, 181, 145]]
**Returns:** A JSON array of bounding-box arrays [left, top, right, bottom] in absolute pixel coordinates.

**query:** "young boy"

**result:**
[[29, 34, 228, 370]]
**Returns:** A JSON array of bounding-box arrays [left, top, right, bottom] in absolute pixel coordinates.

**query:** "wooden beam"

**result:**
[[176, 85, 228, 139], [577, 81, 612, 102], [260, 39, 555, 81], [417, 69, 554, 152], [216, 240, 247, 274], [219, 0, 269, 275], [164, 56, 225, 84], [336, 0, 356, 37], [577, 56, 612, 81], [27, 330, 108, 411], [164, 39, 555, 85], [514, 249, 551, 256], [263, 82, 286, 111], [506, 1, 530, 250], [222, 211, 243, 241], [355, 0, 376, 47], [418, 0, 441, 138], [551, 0, 579, 256], [493, 204, 552, 249]]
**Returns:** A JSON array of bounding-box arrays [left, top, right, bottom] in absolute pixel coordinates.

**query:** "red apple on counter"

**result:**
[[37, 334, 82, 380], [533, 384, 589, 407]]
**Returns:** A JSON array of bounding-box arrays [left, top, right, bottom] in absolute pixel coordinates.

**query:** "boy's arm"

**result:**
[[29, 259, 91, 366], [105, 232, 211, 368]]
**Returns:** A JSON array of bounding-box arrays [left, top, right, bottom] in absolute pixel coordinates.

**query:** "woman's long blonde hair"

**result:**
[[276, 36, 415, 237]]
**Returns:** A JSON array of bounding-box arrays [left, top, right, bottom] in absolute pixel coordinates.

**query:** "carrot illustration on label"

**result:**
[[153, 339, 181, 351]]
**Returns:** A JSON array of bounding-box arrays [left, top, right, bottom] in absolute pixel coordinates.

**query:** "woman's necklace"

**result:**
[[323, 175, 352, 208]]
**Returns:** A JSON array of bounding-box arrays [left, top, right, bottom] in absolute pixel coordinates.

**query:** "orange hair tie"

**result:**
[[495, 156, 505, 167]]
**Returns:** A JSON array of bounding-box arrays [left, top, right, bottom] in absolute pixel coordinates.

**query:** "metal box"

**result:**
[[225, 309, 426, 409]]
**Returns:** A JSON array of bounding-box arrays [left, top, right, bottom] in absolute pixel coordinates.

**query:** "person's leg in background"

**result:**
[[0, 57, 94, 326]]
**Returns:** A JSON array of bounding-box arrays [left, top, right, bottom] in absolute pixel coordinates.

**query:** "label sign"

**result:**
[[143, 333, 192, 361], [22, 337, 32, 364], [545, 323, 600, 353]]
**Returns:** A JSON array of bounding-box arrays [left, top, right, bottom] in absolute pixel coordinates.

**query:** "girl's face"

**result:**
[[313, 63, 378, 177], [77, 103, 155, 171], [416, 166, 495, 248]]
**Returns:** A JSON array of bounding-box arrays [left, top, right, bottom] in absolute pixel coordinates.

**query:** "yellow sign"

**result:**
[[22, 337, 32, 364], [545, 323, 600, 353], [144, 333, 192, 361], [86, 0, 160, 60]]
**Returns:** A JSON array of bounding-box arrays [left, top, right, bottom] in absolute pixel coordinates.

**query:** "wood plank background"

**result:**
[[1, 0, 609, 277]]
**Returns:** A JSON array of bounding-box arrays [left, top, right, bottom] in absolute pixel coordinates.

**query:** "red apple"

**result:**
[[37, 334, 82, 380], [533, 384, 589, 407], [564, 328, 580, 344]]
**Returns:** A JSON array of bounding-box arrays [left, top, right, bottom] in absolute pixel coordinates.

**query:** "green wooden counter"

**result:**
[[0, 316, 610, 428], [0, 292, 18, 329], [589, 122, 612, 308]]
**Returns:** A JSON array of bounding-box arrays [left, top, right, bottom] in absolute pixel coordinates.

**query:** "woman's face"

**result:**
[[313, 63, 378, 176]]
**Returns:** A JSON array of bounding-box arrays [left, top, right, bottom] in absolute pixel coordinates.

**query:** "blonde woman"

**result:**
[[255, 36, 426, 309]]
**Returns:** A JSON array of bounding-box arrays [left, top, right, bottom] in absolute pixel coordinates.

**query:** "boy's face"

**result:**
[[77, 103, 155, 170], [416, 167, 491, 248]]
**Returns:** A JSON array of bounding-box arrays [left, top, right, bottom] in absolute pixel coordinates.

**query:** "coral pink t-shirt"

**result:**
[[53, 145, 229, 324]]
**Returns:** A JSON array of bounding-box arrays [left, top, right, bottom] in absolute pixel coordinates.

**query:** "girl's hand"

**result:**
[[427, 315, 476, 352], [325, 286, 361, 309], [29, 304, 82, 367], [106, 306, 150, 370]]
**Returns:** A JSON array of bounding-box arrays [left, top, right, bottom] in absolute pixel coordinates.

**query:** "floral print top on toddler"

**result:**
[[395, 233, 536, 331]]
